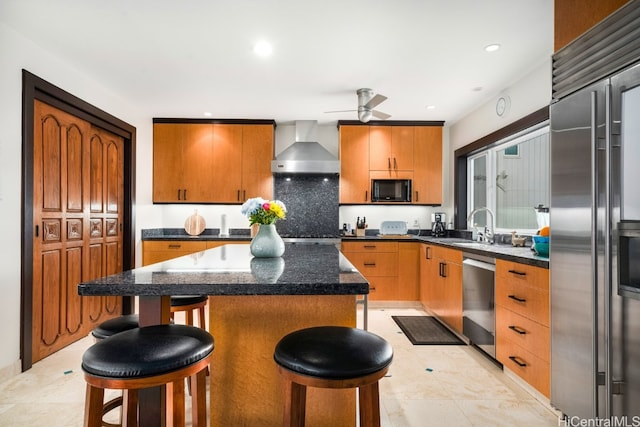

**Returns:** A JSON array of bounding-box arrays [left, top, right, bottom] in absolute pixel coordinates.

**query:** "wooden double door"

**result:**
[[31, 100, 124, 363]]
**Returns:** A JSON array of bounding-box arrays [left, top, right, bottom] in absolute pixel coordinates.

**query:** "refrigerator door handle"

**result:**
[[604, 82, 613, 417], [590, 89, 602, 415]]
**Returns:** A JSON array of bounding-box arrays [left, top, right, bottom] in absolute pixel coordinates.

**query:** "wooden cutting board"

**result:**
[[184, 210, 206, 236]]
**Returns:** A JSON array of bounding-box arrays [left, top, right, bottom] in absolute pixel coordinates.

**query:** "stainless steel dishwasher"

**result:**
[[462, 252, 496, 357]]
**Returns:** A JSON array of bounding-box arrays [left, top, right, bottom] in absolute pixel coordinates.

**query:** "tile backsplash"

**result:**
[[274, 175, 339, 237]]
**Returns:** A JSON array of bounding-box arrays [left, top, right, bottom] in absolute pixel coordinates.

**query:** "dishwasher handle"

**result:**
[[462, 258, 496, 272]]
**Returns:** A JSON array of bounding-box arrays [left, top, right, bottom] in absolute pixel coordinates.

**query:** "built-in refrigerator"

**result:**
[[550, 57, 640, 420]]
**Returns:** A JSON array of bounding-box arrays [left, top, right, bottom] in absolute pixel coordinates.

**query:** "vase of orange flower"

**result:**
[[241, 197, 287, 258]]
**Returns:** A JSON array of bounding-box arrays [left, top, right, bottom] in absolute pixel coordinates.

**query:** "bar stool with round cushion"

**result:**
[[90, 314, 140, 426], [171, 295, 207, 329], [274, 326, 393, 427], [82, 324, 214, 427], [91, 314, 140, 341]]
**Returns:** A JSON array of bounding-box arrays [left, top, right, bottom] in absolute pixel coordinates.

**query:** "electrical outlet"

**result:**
[[413, 219, 420, 228]]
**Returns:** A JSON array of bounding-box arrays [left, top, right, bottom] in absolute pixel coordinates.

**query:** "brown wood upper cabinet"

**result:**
[[339, 125, 370, 203], [369, 126, 414, 173], [153, 123, 215, 203], [153, 121, 274, 203], [338, 123, 443, 205], [212, 124, 273, 203]]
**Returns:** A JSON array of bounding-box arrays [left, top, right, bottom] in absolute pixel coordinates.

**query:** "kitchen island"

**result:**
[[78, 243, 369, 426]]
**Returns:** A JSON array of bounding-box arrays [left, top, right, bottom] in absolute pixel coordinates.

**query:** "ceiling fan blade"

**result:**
[[372, 110, 391, 120], [364, 94, 387, 109], [324, 109, 356, 113]]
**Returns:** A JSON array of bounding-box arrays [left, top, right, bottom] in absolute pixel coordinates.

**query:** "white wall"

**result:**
[[0, 22, 155, 380], [446, 58, 552, 221]]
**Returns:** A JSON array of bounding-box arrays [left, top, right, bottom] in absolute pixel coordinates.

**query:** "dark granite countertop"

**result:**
[[78, 243, 368, 297], [341, 234, 549, 269], [142, 228, 252, 241]]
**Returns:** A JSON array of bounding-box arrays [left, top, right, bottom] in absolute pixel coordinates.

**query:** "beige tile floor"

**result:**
[[0, 306, 559, 426]]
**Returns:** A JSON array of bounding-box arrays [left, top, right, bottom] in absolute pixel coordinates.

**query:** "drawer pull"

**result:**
[[168, 244, 182, 249], [508, 269, 526, 276], [508, 294, 526, 303], [509, 356, 527, 367], [363, 245, 377, 249], [363, 262, 376, 267], [508, 325, 527, 335]]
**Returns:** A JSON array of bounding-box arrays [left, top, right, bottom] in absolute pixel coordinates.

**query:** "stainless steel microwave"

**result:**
[[371, 179, 411, 202]]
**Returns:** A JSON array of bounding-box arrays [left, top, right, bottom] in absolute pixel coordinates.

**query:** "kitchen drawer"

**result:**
[[342, 252, 398, 277], [367, 276, 401, 300], [429, 245, 463, 265], [496, 259, 549, 292], [497, 333, 550, 397], [142, 240, 208, 266], [496, 277, 549, 327], [496, 306, 549, 362], [143, 240, 208, 252], [341, 241, 398, 253]]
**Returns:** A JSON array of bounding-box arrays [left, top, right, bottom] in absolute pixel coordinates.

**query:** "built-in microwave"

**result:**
[[371, 179, 411, 202]]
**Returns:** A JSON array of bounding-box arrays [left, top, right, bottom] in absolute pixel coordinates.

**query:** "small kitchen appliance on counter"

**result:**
[[431, 213, 446, 237], [379, 221, 408, 237]]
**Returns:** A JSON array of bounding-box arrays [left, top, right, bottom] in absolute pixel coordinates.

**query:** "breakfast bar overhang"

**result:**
[[78, 243, 369, 426]]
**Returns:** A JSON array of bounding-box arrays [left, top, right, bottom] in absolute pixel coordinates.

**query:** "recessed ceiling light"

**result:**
[[203, 112, 212, 117], [484, 44, 501, 52], [472, 87, 483, 92], [254, 40, 273, 57], [425, 105, 436, 110]]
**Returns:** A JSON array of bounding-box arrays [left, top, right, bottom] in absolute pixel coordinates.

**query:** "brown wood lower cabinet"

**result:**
[[142, 240, 248, 266], [341, 241, 419, 301], [495, 259, 550, 397], [419, 244, 463, 333]]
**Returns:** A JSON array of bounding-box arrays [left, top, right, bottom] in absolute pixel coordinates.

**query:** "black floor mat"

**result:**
[[392, 316, 465, 345]]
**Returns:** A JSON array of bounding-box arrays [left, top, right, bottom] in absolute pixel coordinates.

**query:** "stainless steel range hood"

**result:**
[[271, 120, 340, 174]]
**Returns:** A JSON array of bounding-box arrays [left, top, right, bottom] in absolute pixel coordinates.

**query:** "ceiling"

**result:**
[[1, 0, 553, 126]]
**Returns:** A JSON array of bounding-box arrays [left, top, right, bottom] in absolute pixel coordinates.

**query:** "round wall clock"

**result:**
[[496, 96, 510, 117]]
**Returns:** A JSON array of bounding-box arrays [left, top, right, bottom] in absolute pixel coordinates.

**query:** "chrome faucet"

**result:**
[[467, 207, 495, 244]]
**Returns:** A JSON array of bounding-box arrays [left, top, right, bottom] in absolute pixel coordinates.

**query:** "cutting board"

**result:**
[[184, 210, 206, 236]]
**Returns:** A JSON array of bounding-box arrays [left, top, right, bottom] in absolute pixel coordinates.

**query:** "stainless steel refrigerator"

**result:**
[[550, 62, 640, 420]]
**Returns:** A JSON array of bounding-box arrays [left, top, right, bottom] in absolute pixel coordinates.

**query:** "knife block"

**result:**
[[355, 228, 365, 237]]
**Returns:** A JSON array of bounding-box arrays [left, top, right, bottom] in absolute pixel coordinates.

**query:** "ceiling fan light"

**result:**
[[358, 109, 373, 123]]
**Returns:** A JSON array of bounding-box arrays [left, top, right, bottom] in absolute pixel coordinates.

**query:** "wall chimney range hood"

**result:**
[[271, 120, 340, 174]]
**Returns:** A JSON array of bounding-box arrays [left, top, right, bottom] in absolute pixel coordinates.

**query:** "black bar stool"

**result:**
[[90, 314, 140, 426], [171, 295, 207, 329], [82, 324, 213, 427], [274, 326, 393, 427]]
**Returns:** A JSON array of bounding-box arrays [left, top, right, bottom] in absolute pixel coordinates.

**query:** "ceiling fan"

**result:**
[[325, 88, 391, 123]]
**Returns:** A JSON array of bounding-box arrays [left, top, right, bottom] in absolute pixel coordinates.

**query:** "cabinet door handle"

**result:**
[[168, 244, 182, 249], [365, 190, 368, 202], [393, 157, 397, 170], [508, 325, 527, 335], [363, 262, 376, 267], [415, 191, 419, 202], [508, 269, 527, 276], [177, 189, 182, 200], [388, 158, 391, 169], [237, 190, 241, 201], [509, 356, 528, 367], [508, 295, 527, 303], [243, 190, 246, 200], [183, 189, 187, 200], [439, 262, 447, 278], [426, 246, 432, 260]]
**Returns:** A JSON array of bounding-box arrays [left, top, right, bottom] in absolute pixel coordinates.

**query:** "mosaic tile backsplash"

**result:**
[[274, 175, 339, 237]]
